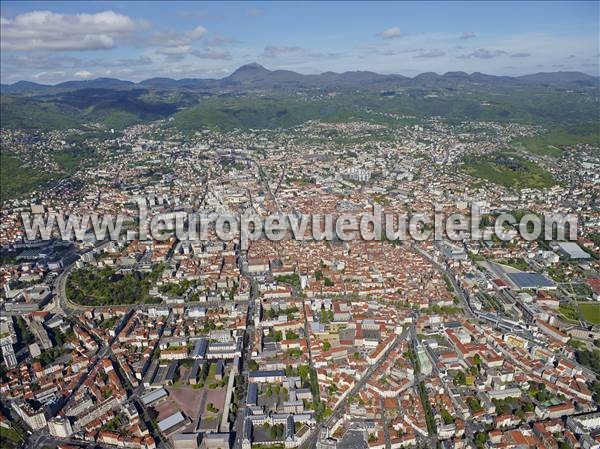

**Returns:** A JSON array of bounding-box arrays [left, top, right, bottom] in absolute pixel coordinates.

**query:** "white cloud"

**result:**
[[261, 45, 304, 58], [75, 70, 93, 78], [460, 32, 476, 40], [156, 45, 192, 55], [1, 10, 141, 51], [32, 70, 66, 80], [511, 52, 531, 58], [377, 27, 402, 40], [191, 48, 232, 60], [187, 26, 208, 40], [207, 35, 237, 47], [457, 48, 507, 59], [259, 45, 341, 62], [414, 49, 446, 58]]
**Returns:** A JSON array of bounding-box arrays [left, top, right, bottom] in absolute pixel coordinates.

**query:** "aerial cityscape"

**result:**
[[0, 2, 599, 449]]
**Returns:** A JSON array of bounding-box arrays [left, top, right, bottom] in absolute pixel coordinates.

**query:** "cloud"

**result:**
[[112, 56, 153, 67], [191, 48, 232, 60], [32, 70, 66, 80], [145, 25, 210, 60], [377, 27, 402, 39], [2, 53, 81, 70], [207, 35, 238, 47], [134, 23, 209, 49], [155, 45, 194, 62], [414, 49, 446, 58], [511, 52, 531, 58], [156, 45, 193, 56], [75, 70, 93, 78], [187, 26, 208, 40], [457, 48, 507, 59], [1, 10, 141, 51], [261, 45, 304, 58], [80, 55, 155, 69], [260, 45, 341, 61], [156, 41, 230, 62], [460, 32, 476, 40]]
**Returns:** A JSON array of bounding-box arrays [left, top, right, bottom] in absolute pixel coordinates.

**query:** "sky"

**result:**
[[1, 1, 598, 84]]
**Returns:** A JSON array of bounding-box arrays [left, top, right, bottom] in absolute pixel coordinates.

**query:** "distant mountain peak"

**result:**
[[2, 64, 598, 95], [228, 63, 272, 82], [243, 62, 266, 68], [232, 62, 269, 73]]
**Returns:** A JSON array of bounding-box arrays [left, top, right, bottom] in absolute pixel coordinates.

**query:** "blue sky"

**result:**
[[1, 1, 598, 83]]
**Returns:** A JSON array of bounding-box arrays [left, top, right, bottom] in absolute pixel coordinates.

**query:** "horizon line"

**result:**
[[2, 63, 598, 87]]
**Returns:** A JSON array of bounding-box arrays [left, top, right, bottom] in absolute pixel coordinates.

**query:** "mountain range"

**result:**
[[2, 63, 599, 94]]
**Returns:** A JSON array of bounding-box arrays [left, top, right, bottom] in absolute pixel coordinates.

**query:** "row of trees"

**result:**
[[262, 423, 285, 440]]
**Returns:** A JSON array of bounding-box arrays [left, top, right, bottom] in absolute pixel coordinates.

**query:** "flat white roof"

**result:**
[[557, 242, 590, 259], [140, 387, 167, 405], [158, 411, 185, 432]]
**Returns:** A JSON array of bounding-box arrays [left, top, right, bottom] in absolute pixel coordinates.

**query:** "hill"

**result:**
[[2, 64, 598, 94], [1, 64, 599, 132], [1, 88, 183, 130]]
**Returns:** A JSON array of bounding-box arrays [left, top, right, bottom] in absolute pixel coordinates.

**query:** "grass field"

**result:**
[[0, 425, 25, 449], [0, 153, 56, 201], [579, 302, 600, 325], [513, 122, 600, 157], [559, 304, 579, 322], [463, 152, 556, 190]]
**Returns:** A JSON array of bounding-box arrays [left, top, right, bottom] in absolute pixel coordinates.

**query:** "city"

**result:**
[[1, 2, 599, 449]]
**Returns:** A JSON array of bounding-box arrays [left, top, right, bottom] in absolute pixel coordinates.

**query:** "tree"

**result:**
[[524, 402, 535, 413], [285, 331, 298, 340], [515, 408, 525, 420], [298, 365, 310, 383], [270, 423, 284, 440], [467, 397, 482, 413], [475, 432, 488, 449], [322, 340, 331, 351], [320, 309, 328, 323], [441, 409, 453, 425], [453, 371, 466, 385]]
